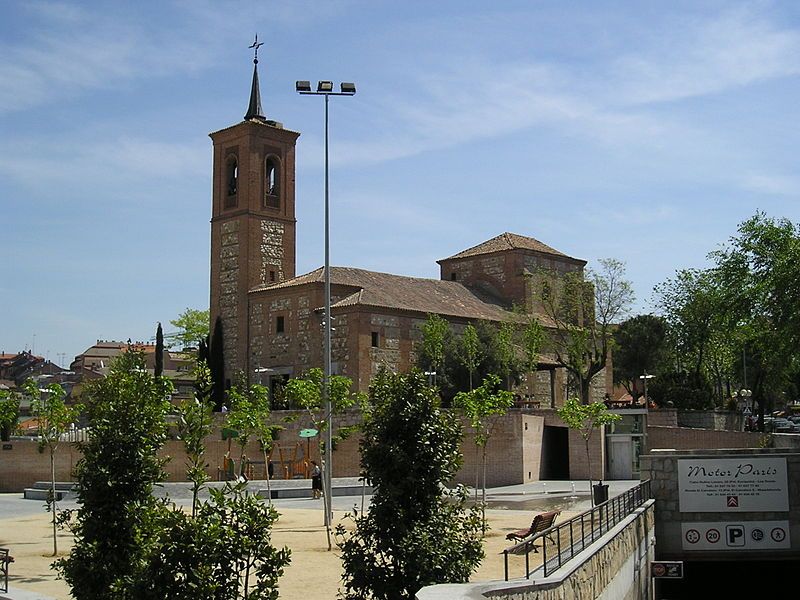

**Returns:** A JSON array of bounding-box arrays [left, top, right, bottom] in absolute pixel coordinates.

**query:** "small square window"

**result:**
[[450, 272, 457, 281], [276, 316, 285, 334], [270, 270, 276, 282], [371, 332, 379, 347]]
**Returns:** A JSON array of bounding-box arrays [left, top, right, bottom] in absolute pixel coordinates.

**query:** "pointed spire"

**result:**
[[245, 34, 266, 122]]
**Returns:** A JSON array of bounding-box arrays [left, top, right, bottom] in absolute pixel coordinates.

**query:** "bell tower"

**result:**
[[209, 39, 300, 381]]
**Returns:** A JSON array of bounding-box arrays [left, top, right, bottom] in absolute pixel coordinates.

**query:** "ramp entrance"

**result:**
[[657, 559, 800, 598]]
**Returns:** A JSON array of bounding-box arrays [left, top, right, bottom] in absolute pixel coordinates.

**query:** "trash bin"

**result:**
[[593, 482, 609, 505]]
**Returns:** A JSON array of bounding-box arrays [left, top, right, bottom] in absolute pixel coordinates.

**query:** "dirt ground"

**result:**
[[1, 506, 552, 599]]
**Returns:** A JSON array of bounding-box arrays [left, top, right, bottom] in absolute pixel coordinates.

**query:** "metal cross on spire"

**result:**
[[249, 34, 264, 64]]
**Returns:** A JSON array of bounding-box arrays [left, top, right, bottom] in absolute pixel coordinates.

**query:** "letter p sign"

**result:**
[[726, 525, 745, 547]]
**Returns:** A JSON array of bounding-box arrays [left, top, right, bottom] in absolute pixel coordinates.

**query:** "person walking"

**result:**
[[310, 460, 322, 499]]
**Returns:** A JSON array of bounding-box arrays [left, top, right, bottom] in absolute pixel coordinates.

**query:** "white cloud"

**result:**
[[741, 172, 800, 196], [609, 5, 800, 106]]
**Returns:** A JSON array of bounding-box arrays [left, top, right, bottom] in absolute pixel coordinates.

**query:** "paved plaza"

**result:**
[[0, 479, 638, 600]]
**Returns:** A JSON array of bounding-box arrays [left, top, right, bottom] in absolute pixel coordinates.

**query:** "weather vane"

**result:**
[[249, 34, 264, 64]]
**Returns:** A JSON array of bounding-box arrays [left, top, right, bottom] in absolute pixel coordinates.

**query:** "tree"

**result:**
[[453, 374, 514, 506], [155, 322, 164, 378], [167, 307, 210, 349], [337, 371, 484, 599], [209, 315, 226, 411], [519, 316, 544, 399], [283, 368, 362, 546], [537, 259, 633, 404], [456, 323, 481, 391], [557, 398, 620, 506], [612, 314, 668, 399], [494, 321, 516, 390], [56, 350, 173, 599], [133, 483, 290, 600], [420, 313, 450, 386], [226, 380, 281, 498], [176, 361, 215, 517], [28, 379, 78, 556], [0, 389, 19, 441]]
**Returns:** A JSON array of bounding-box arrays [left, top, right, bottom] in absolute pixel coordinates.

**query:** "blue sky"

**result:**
[[3, 0, 800, 365]]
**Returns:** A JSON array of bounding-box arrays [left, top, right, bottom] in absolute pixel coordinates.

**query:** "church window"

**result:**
[[269, 270, 276, 282], [450, 272, 457, 281], [276, 316, 285, 334], [225, 155, 238, 207], [371, 331, 379, 347], [264, 156, 280, 209]]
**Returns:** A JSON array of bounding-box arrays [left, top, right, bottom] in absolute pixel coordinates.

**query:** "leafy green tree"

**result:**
[[177, 362, 215, 517], [0, 388, 20, 441], [282, 367, 362, 450], [56, 350, 173, 599], [28, 379, 79, 556], [612, 314, 668, 399], [711, 212, 800, 424], [494, 321, 516, 390], [167, 307, 210, 349], [453, 375, 514, 506], [132, 483, 291, 600], [337, 371, 484, 599], [226, 380, 281, 497], [420, 313, 451, 385], [456, 323, 481, 391], [519, 316, 544, 400], [538, 259, 633, 403], [557, 398, 620, 506]]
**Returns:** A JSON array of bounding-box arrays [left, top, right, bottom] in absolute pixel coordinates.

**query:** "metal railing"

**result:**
[[503, 479, 651, 580]]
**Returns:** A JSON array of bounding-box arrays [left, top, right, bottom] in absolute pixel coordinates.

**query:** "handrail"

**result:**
[[503, 480, 651, 580]]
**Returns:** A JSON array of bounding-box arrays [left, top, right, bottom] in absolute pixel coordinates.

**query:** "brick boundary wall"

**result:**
[[646, 425, 764, 452], [1, 411, 547, 492]]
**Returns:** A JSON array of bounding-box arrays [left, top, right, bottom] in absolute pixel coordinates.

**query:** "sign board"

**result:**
[[651, 561, 683, 579], [678, 457, 788, 512], [1, 443, 11, 450], [681, 521, 790, 551]]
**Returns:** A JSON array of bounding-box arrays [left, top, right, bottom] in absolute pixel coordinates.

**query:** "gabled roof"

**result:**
[[438, 232, 583, 263], [251, 266, 539, 323]]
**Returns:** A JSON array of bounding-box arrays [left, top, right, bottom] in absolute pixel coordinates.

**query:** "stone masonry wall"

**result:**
[[219, 220, 240, 372]]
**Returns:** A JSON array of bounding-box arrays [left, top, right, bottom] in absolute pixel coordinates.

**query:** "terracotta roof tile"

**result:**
[[252, 266, 553, 324], [438, 232, 582, 262]]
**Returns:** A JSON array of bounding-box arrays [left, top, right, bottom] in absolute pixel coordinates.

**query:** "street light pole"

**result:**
[[296, 80, 356, 529]]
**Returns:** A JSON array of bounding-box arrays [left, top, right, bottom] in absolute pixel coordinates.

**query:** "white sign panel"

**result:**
[[681, 521, 790, 551], [678, 457, 788, 512]]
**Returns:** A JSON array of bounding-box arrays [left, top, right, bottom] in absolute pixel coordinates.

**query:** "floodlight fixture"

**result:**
[[317, 80, 334, 92], [296, 80, 312, 92], [340, 82, 356, 94]]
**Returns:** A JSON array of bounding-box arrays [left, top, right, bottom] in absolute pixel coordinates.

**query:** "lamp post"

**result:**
[[639, 373, 655, 407], [296, 80, 356, 527]]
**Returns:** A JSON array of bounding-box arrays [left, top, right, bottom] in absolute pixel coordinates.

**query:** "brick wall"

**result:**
[[646, 426, 764, 452], [1, 411, 552, 492]]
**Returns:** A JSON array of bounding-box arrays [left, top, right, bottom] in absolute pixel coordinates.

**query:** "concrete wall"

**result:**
[[641, 448, 800, 560], [417, 501, 655, 600]]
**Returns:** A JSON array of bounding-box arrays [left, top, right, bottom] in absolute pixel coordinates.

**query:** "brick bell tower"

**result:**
[[209, 40, 300, 383]]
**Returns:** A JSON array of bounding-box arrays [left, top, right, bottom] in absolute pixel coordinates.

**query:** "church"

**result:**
[[208, 58, 609, 406]]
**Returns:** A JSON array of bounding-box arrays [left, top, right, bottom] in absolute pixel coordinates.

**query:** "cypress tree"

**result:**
[[155, 322, 164, 378], [209, 317, 226, 411]]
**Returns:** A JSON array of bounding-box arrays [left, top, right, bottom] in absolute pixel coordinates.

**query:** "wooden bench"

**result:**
[[505, 510, 560, 552], [1, 547, 14, 594]]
